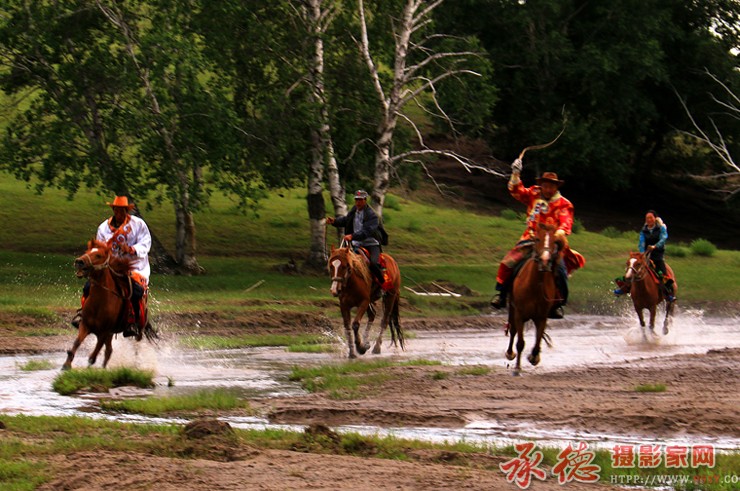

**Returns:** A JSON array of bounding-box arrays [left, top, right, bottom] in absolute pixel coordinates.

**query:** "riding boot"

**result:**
[[664, 279, 676, 303], [123, 301, 140, 338], [490, 283, 507, 309], [369, 263, 386, 290], [71, 308, 82, 328]]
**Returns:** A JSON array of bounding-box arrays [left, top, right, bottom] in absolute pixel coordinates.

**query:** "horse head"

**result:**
[[328, 246, 352, 297], [625, 251, 649, 281], [533, 221, 560, 272], [74, 240, 112, 278]]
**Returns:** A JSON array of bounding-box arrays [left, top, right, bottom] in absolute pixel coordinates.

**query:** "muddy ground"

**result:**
[[2, 310, 738, 490]]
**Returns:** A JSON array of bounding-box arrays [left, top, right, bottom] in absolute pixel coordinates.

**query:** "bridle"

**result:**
[[76, 246, 130, 299], [625, 253, 649, 282]]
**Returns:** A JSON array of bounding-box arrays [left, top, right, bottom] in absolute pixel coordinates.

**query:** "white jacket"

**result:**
[[97, 214, 152, 282]]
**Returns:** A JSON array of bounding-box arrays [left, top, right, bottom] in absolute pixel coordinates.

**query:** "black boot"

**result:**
[[71, 308, 82, 328], [490, 284, 507, 309], [548, 304, 565, 319], [123, 301, 140, 338]]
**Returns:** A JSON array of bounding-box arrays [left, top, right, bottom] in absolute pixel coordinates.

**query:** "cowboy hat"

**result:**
[[106, 195, 135, 210], [536, 172, 564, 186]]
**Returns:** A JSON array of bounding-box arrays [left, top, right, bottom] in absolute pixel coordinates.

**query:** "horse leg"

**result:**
[[359, 303, 376, 355], [62, 326, 90, 370], [351, 301, 371, 356], [663, 300, 675, 335], [528, 319, 546, 366], [88, 335, 106, 367], [102, 334, 114, 368], [648, 306, 657, 331], [341, 307, 357, 359], [372, 296, 392, 355], [505, 312, 516, 361], [513, 325, 525, 376]]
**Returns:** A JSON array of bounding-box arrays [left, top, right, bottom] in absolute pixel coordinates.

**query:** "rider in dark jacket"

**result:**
[[326, 190, 389, 290]]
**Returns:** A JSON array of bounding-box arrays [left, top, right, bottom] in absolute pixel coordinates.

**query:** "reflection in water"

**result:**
[[2, 312, 739, 450]]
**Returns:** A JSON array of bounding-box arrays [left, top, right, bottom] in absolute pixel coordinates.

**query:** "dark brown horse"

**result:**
[[328, 245, 403, 358], [63, 240, 157, 370], [623, 252, 677, 336], [506, 223, 560, 375]]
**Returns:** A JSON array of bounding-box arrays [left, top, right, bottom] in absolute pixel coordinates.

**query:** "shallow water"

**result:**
[[2, 310, 739, 450]]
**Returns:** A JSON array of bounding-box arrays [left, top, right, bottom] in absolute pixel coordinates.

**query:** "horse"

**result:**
[[328, 245, 403, 358], [505, 222, 560, 376], [623, 251, 676, 336], [63, 239, 157, 370]]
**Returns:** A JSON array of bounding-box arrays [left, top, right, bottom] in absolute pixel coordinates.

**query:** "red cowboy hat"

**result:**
[[106, 195, 135, 210], [536, 172, 564, 186]]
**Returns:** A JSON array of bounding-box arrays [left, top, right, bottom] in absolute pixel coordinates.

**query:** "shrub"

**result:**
[[500, 209, 518, 221], [572, 218, 585, 234], [690, 238, 717, 257], [384, 195, 401, 211], [600, 226, 622, 239], [665, 244, 688, 258]]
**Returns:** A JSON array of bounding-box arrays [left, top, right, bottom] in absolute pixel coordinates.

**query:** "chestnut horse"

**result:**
[[506, 223, 560, 375], [63, 240, 157, 370], [623, 251, 676, 336], [328, 245, 403, 358]]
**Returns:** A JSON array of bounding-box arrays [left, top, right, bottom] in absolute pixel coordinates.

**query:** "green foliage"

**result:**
[[52, 367, 155, 396], [571, 217, 585, 234], [666, 244, 689, 258], [181, 334, 329, 351], [600, 226, 622, 239], [17, 360, 54, 372], [0, 458, 47, 491], [383, 194, 402, 211], [634, 383, 667, 393], [690, 238, 717, 257], [500, 209, 518, 221], [100, 388, 250, 416]]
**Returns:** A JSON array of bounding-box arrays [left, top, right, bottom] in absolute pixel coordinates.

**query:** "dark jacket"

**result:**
[[332, 205, 380, 243]]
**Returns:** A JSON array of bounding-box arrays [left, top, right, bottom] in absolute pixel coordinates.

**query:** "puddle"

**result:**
[[2, 312, 739, 450]]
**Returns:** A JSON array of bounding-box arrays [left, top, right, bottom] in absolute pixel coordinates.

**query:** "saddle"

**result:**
[[356, 247, 391, 291]]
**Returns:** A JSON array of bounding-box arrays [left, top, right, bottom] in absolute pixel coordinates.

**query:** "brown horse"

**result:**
[[506, 223, 560, 375], [623, 252, 676, 336], [63, 239, 157, 370], [328, 245, 403, 358]]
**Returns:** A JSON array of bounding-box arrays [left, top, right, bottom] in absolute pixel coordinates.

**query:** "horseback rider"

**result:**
[[614, 210, 675, 302], [326, 190, 391, 292], [490, 159, 581, 319], [71, 196, 152, 337]]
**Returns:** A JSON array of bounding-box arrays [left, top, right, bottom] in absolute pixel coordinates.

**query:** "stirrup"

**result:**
[[490, 293, 506, 309], [123, 323, 139, 338], [548, 306, 564, 319]]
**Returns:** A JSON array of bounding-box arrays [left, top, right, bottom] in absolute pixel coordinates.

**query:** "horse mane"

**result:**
[[347, 249, 372, 284], [87, 239, 133, 276]]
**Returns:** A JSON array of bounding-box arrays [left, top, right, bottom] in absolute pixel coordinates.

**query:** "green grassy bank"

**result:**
[[1, 173, 738, 321]]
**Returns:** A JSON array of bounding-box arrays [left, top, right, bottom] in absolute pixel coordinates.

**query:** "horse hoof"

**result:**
[[663, 327, 669, 335], [505, 351, 515, 361], [61, 365, 71, 371], [372, 346, 381, 355], [528, 355, 540, 366], [348, 352, 357, 359], [512, 370, 521, 377], [357, 345, 368, 355]]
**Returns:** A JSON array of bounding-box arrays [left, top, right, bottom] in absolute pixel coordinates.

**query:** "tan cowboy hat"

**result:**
[[106, 195, 135, 210], [536, 172, 564, 186]]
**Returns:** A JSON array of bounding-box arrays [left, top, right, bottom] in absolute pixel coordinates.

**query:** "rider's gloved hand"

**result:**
[[123, 244, 136, 256], [326, 216, 334, 225], [343, 234, 352, 243], [511, 158, 523, 174], [554, 229, 568, 247]]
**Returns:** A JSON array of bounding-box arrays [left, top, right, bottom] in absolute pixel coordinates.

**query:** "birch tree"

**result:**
[[677, 70, 740, 199], [296, 0, 348, 268], [356, 0, 501, 217]]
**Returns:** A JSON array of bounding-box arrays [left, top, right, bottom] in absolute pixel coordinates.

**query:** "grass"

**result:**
[[1, 415, 738, 491], [289, 359, 442, 399], [634, 383, 667, 393], [1, 171, 739, 320], [52, 367, 155, 395], [180, 333, 330, 350], [100, 388, 251, 416], [17, 359, 55, 371]]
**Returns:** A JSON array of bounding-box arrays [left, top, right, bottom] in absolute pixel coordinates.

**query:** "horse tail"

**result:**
[[543, 332, 553, 348], [389, 296, 404, 350]]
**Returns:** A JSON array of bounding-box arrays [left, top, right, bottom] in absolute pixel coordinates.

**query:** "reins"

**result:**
[[80, 249, 132, 300]]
